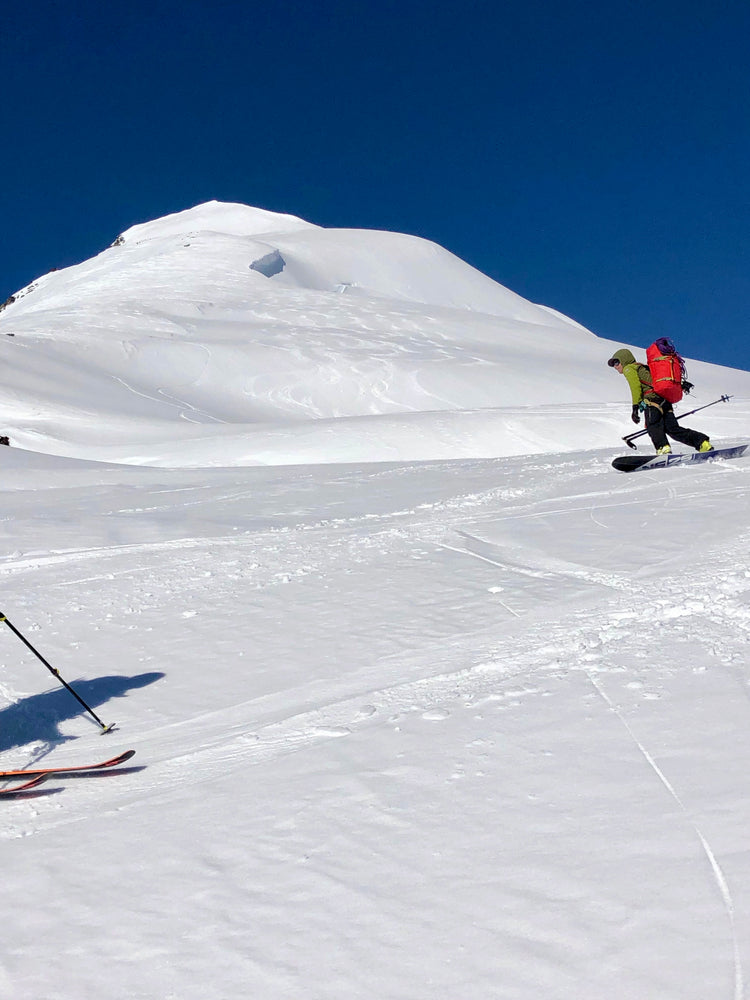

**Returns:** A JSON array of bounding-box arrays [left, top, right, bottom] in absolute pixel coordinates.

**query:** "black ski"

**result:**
[[613, 443, 747, 473]]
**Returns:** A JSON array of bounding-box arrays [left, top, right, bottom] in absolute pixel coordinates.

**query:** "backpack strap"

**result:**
[[636, 363, 657, 398]]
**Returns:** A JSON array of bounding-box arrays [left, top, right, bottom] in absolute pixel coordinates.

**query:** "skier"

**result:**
[[607, 348, 713, 455]]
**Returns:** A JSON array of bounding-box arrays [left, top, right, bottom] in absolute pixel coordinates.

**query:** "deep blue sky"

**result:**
[[3, 0, 748, 369]]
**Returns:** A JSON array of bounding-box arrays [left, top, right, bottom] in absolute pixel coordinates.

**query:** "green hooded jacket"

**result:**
[[610, 348, 658, 405]]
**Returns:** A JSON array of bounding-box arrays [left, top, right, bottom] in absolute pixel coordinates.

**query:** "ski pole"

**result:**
[[623, 394, 733, 449], [0, 612, 115, 733]]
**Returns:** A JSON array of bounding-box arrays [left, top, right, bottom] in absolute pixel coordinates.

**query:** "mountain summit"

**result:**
[[0, 202, 747, 466]]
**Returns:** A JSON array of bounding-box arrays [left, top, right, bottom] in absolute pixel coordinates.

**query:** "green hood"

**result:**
[[610, 348, 636, 366]]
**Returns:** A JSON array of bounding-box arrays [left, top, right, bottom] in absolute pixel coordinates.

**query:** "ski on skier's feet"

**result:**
[[613, 443, 747, 472], [0, 749, 136, 779], [0, 774, 49, 795]]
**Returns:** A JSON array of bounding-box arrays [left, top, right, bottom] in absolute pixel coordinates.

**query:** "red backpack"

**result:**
[[646, 338, 690, 403]]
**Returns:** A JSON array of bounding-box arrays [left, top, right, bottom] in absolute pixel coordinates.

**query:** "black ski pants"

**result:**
[[645, 397, 708, 451]]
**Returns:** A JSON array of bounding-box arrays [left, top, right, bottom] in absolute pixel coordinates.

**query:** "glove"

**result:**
[[631, 404, 641, 424]]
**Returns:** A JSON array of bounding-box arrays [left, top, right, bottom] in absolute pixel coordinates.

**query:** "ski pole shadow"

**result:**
[[0, 671, 164, 754]]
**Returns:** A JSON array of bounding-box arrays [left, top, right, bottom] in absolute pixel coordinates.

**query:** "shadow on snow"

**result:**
[[0, 671, 164, 754]]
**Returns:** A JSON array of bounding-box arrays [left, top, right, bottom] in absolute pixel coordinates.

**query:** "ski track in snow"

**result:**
[[1, 434, 749, 996], [1, 459, 749, 1000], [588, 673, 744, 1000], [4, 444, 750, 945]]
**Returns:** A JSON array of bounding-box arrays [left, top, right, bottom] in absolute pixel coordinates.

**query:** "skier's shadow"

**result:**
[[0, 672, 164, 753]]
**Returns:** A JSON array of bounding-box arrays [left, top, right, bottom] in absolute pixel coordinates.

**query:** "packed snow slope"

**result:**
[[1, 200, 748, 465], [1, 203, 750, 1000]]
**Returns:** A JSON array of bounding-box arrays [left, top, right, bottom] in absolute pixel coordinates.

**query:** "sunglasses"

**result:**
[[608, 358, 622, 367]]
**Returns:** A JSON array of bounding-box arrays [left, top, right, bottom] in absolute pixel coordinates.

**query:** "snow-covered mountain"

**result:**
[[1, 203, 749, 1000], [2, 200, 748, 465]]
